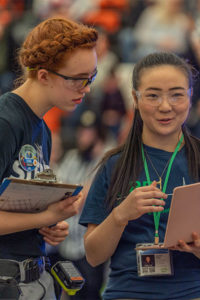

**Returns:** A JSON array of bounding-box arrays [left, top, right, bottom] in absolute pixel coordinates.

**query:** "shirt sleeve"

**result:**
[[79, 163, 110, 226], [0, 118, 17, 182]]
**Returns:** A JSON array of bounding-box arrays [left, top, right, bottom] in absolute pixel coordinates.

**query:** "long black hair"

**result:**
[[98, 52, 200, 209]]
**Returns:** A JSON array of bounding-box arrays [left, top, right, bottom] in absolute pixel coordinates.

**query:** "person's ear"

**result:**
[[37, 69, 51, 85], [132, 89, 138, 109]]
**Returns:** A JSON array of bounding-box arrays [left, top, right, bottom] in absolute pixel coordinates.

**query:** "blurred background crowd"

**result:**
[[1, 0, 200, 299]]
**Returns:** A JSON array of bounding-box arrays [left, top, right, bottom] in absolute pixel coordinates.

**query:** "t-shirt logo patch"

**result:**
[[19, 144, 38, 172]]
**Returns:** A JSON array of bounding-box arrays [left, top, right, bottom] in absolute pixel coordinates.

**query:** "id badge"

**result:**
[[136, 244, 173, 277]]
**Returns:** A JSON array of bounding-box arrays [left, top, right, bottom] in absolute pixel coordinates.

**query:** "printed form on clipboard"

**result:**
[[0, 176, 83, 213]]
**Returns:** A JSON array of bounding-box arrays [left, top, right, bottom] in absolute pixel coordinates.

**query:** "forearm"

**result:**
[[84, 208, 128, 267], [84, 183, 166, 266], [0, 193, 80, 235], [0, 210, 56, 235]]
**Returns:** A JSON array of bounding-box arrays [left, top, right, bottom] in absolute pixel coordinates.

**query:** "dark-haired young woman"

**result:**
[[80, 52, 200, 300], [0, 17, 98, 299]]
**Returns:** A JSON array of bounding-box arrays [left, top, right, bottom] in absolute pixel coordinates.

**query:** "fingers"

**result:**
[[138, 185, 160, 193], [133, 197, 165, 215], [142, 198, 166, 206], [178, 232, 200, 249], [43, 235, 66, 246], [60, 195, 81, 208], [192, 232, 200, 247], [145, 204, 165, 213], [132, 189, 166, 211], [177, 240, 191, 251], [54, 221, 69, 230], [168, 240, 192, 252], [119, 184, 167, 220], [39, 222, 69, 246], [59, 196, 81, 215], [45, 221, 69, 233], [39, 226, 68, 238], [61, 195, 79, 205], [46, 196, 81, 223], [132, 185, 167, 201], [136, 203, 165, 215], [139, 192, 167, 202], [170, 233, 200, 257], [151, 180, 158, 188]]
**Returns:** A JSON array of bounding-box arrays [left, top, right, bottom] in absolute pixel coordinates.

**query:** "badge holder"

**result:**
[[136, 244, 173, 277]]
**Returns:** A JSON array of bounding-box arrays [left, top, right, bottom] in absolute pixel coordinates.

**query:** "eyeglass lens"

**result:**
[[138, 89, 190, 106], [63, 72, 97, 90]]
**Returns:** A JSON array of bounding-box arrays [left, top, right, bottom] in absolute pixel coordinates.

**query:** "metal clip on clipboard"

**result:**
[[34, 169, 57, 183]]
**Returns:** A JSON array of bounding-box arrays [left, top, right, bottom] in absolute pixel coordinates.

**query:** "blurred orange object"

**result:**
[[0, 0, 8, 7], [43, 107, 68, 133], [83, 9, 121, 33], [100, 0, 128, 10], [0, 9, 11, 25]]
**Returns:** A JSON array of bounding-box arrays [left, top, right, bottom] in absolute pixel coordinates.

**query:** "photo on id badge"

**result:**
[[142, 255, 155, 267]]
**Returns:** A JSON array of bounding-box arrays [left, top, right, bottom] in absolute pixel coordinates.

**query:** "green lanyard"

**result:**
[[141, 134, 184, 244]]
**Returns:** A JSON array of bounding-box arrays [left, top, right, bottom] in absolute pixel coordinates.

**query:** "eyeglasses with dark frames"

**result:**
[[47, 69, 98, 90]]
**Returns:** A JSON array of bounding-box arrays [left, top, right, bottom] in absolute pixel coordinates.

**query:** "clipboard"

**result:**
[[135, 182, 200, 250], [0, 177, 83, 213]]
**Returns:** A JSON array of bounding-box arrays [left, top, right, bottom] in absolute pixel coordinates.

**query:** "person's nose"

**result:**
[[79, 84, 91, 93], [158, 95, 172, 111]]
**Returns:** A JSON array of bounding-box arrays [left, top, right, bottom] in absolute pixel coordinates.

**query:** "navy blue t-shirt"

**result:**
[[0, 92, 51, 260], [80, 145, 200, 300]]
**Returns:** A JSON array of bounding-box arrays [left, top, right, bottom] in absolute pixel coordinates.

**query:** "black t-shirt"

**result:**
[[0, 92, 51, 260]]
